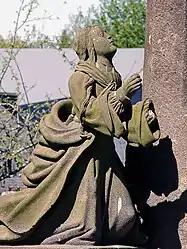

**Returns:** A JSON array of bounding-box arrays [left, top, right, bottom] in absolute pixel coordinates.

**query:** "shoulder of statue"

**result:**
[[69, 71, 94, 88]]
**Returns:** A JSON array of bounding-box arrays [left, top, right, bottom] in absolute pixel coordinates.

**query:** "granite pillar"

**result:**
[[142, 0, 187, 247]]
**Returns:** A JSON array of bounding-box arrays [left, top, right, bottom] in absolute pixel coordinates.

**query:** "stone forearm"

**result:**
[[115, 87, 130, 104]]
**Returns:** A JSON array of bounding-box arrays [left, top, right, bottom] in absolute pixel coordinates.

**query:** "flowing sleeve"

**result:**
[[68, 71, 130, 138]]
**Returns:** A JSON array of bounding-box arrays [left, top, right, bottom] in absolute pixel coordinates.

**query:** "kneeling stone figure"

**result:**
[[0, 26, 160, 246]]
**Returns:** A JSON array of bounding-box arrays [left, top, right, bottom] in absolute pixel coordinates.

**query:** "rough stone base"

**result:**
[[0, 246, 144, 249]]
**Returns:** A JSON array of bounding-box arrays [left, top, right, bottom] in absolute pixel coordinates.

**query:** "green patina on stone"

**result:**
[[0, 26, 160, 247]]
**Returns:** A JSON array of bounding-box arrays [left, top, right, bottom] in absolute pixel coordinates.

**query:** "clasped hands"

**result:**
[[116, 74, 156, 124]]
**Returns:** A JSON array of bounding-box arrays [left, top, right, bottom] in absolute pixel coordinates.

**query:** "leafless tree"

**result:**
[[0, 0, 65, 181]]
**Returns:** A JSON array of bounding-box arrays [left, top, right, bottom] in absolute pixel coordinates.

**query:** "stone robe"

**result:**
[[0, 61, 160, 245]]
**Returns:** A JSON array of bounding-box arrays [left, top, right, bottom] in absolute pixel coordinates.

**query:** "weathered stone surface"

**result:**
[[0, 26, 159, 247], [0, 246, 143, 249], [143, 0, 187, 248]]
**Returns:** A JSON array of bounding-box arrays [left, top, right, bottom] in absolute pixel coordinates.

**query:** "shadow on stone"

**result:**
[[143, 190, 187, 249], [123, 136, 187, 248]]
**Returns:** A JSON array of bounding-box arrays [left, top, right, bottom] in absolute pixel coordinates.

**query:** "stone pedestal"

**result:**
[[0, 246, 143, 249], [143, 0, 187, 247]]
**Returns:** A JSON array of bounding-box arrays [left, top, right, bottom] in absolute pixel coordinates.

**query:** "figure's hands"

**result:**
[[144, 99, 160, 136], [147, 110, 156, 125], [115, 73, 142, 106], [123, 74, 142, 99], [144, 100, 156, 125]]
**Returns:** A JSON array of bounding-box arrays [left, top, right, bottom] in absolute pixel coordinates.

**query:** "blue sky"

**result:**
[[0, 0, 99, 38]]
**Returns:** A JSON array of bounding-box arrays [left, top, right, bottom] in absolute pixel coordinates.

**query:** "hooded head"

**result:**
[[73, 26, 117, 63]]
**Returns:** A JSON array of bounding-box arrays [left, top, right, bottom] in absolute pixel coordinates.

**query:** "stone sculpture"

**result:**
[[0, 26, 160, 246]]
